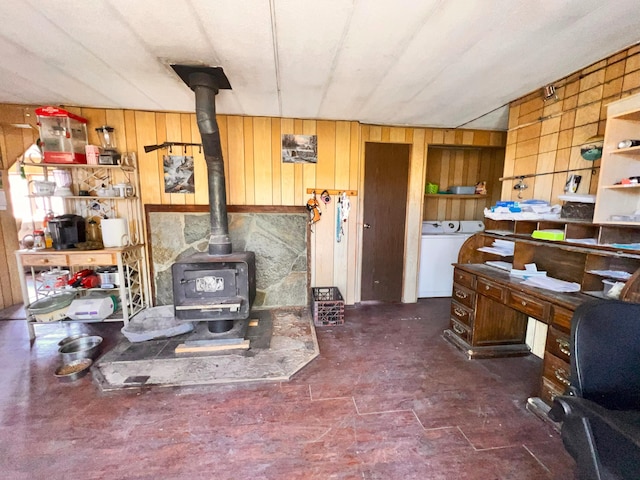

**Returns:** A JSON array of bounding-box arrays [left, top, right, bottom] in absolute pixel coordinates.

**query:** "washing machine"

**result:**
[[418, 220, 484, 298]]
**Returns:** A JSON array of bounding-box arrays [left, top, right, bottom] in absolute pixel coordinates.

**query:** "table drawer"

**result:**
[[21, 253, 68, 266], [450, 300, 473, 328], [477, 277, 504, 302], [69, 252, 117, 266], [452, 284, 475, 309], [453, 268, 475, 289], [543, 352, 571, 393], [551, 305, 573, 333], [546, 326, 570, 363], [507, 290, 550, 320], [450, 318, 471, 343]]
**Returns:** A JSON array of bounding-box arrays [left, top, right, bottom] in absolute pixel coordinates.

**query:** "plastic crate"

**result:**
[[311, 287, 345, 326]]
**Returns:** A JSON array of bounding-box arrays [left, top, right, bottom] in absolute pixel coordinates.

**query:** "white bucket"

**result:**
[[41, 269, 70, 290], [101, 218, 129, 247]]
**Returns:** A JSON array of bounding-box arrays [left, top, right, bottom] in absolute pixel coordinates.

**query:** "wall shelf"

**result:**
[[424, 194, 487, 199]]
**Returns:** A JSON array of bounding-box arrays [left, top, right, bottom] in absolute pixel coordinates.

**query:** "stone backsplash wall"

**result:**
[[149, 211, 308, 308]]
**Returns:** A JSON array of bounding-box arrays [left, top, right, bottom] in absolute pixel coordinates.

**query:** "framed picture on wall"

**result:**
[[163, 155, 195, 193], [282, 134, 318, 164]]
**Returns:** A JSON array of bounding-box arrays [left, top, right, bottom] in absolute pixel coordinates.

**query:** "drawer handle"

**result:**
[[554, 368, 570, 386], [86, 258, 94, 262], [455, 290, 468, 300], [521, 300, 527, 306], [453, 307, 466, 317], [452, 323, 465, 335], [556, 338, 571, 356], [41, 259, 49, 264], [485, 285, 490, 290]]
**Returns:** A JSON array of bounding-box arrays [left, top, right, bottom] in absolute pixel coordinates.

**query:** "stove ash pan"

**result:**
[[172, 251, 256, 322]]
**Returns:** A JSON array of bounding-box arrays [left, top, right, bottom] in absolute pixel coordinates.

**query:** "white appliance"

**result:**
[[418, 220, 484, 297], [66, 295, 116, 321]]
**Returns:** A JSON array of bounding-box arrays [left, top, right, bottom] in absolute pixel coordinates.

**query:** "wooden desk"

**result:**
[[445, 219, 640, 417]]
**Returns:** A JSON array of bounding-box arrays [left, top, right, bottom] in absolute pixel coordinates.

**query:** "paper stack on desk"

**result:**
[[510, 263, 547, 279], [477, 239, 515, 257], [521, 275, 581, 292]]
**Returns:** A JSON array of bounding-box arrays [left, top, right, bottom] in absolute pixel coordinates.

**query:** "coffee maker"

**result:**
[[48, 214, 86, 249]]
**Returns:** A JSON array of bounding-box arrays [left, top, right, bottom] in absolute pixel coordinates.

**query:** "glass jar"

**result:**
[[33, 230, 45, 250], [86, 218, 102, 244]]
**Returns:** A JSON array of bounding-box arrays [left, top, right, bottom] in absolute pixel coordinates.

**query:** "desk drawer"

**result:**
[[546, 326, 570, 363], [551, 305, 573, 333], [453, 268, 475, 289], [543, 352, 571, 393], [450, 300, 473, 328], [21, 253, 68, 266], [69, 252, 117, 266], [477, 277, 504, 302], [540, 377, 565, 407], [452, 284, 475, 309], [507, 290, 550, 321], [450, 318, 471, 343]]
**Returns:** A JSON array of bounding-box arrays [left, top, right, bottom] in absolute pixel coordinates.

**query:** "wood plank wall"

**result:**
[[423, 147, 505, 221], [503, 44, 640, 203], [0, 102, 505, 309]]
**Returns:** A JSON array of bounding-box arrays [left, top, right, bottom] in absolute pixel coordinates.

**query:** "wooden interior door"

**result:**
[[361, 143, 410, 302]]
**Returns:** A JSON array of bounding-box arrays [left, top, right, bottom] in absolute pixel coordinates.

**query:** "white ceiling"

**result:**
[[1, 0, 640, 130]]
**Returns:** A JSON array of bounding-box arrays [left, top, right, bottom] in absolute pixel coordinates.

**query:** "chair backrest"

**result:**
[[571, 300, 640, 410]]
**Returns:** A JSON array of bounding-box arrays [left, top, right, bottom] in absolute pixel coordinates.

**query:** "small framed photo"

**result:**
[[282, 134, 317, 164]]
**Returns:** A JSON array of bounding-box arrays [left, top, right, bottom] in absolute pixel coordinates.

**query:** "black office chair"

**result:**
[[549, 300, 640, 480]]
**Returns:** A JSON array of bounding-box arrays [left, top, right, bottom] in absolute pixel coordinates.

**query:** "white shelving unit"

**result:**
[[16, 154, 150, 340], [594, 94, 640, 224]]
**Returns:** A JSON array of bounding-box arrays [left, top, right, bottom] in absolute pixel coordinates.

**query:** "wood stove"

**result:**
[[170, 65, 256, 333]]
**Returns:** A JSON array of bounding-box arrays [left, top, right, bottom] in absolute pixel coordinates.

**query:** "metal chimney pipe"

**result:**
[[171, 65, 233, 255]]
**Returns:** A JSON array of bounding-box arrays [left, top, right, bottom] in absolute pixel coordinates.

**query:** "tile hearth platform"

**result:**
[[92, 307, 319, 391]]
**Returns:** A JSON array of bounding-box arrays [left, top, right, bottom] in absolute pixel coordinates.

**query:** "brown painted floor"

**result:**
[[0, 298, 578, 479]]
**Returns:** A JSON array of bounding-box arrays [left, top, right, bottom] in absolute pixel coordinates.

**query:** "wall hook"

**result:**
[[513, 177, 528, 199]]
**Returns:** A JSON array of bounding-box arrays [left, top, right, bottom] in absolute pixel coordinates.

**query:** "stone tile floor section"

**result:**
[[0, 298, 578, 479]]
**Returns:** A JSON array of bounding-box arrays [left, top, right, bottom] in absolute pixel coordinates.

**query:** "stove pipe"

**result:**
[[171, 65, 232, 255]]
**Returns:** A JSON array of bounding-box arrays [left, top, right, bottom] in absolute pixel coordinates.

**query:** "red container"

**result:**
[[36, 106, 88, 164]]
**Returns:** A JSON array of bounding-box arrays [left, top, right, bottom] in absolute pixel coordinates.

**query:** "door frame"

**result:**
[[354, 129, 427, 304]]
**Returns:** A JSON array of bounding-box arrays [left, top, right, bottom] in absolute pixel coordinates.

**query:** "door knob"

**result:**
[[364, 223, 371, 229]]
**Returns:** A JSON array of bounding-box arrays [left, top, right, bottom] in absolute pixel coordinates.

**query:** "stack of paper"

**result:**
[[521, 276, 581, 292], [477, 239, 515, 257], [485, 261, 513, 271], [510, 263, 546, 278], [587, 270, 632, 280]]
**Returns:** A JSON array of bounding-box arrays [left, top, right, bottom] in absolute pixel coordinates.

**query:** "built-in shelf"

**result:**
[[424, 194, 487, 199]]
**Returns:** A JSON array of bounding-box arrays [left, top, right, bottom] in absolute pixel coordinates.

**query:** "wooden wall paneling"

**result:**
[[463, 150, 479, 219], [163, 113, 185, 206], [154, 113, 172, 206], [270, 118, 282, 206], [189, 114, 208, 205], [293, 119, 304, 206], [135, 111, 161, 205], [332, 121, 351, 297], [381, 126, 390, 142], [179, 114, 194, 205], [347, 121, 360, 305], [226, 116, 246, 206], [280, 118, 295, 205], [314, 120, 336, 287], [80, 108, 107, 146], [252, 117, 273, 205], [217, 115, 230, 204], [404, 128, 426, 303], [389, 127, 407, 143], [301, 119, 317, 287], [242, 117, 255, 205]]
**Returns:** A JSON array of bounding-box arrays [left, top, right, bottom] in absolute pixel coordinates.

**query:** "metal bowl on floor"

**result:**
[[54, 358, 93, 382], [58, 335, 103, 362], [58, 333, 89, 347]]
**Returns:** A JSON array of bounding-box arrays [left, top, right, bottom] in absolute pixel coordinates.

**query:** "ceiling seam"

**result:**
[[269, 0, 282, 117], [315, 0, 356, 119], [355, 0, 447, 117], [21, 0, 160, 109]]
